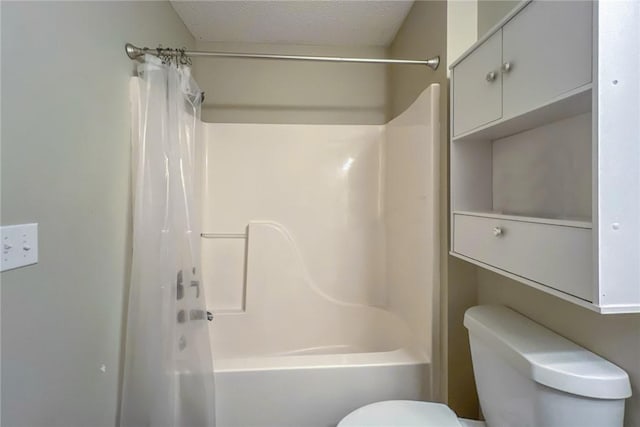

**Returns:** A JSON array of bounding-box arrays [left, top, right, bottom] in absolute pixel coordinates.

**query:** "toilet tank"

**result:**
[[464, 306, 631, 427]]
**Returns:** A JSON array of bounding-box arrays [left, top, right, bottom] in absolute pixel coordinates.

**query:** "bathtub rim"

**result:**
[[214, 346, 428, 373]]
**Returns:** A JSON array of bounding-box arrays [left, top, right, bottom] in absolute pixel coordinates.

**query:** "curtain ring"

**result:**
[[178, 48, 191, 66]]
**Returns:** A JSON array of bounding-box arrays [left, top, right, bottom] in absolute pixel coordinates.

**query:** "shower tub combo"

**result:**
[[200, 85, 441, 427]]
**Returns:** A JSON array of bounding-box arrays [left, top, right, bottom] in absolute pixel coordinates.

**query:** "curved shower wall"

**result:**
[[201, 84, 439, 364], [202, 123, 387, 311], [385, 85, 441, 363]]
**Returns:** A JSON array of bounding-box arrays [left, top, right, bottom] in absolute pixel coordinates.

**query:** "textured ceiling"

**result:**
[[170, 1, 415, 47]]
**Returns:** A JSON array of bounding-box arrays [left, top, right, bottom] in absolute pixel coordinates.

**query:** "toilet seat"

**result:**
[[337, 400, 463, 427]]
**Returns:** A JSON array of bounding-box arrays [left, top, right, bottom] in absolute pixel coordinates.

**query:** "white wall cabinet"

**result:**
[[452, 30, 502, 136], [453, 0, 593, 139], [450, 0, 640, 313], [501, 1, 592, 119]]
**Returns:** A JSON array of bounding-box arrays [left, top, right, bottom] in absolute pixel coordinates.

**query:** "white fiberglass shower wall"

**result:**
[[201, 85, 440, 427]]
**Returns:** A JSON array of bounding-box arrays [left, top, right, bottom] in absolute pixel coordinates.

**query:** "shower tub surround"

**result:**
[[201, 85, 440, 427]]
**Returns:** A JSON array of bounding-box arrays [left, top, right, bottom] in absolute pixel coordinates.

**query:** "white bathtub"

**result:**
[[208, 225, 431, 426], [214, 341, 429, 427]]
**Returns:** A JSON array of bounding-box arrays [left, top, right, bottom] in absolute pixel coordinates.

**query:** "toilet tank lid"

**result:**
[[464, 305, 631, 399]]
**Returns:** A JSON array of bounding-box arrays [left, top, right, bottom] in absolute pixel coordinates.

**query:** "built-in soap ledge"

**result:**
[[453, 84, 592, 143]]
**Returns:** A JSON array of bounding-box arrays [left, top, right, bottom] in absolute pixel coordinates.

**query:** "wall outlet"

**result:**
[[1, 223, 38, 272]]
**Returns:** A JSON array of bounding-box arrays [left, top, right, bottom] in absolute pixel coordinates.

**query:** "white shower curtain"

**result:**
[[120, 55, 215, 427]]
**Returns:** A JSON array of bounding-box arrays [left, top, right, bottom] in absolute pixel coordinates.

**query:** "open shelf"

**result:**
[[453, 84, 592, 143]]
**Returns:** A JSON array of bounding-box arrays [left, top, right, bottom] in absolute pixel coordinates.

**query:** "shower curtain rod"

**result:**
[[125, 43, 440, 70]]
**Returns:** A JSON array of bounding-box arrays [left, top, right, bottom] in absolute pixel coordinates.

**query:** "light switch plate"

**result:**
[[1, 223, 38, 272]]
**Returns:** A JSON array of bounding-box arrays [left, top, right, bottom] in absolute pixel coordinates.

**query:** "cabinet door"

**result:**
[[502, 1, 592, 119], [453, 30, 502, 136]]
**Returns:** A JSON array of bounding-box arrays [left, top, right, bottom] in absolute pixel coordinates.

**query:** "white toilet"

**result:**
[[338, 305, 631, 427]]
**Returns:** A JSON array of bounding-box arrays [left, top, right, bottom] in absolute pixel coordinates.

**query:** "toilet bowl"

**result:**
[[338, 400, 485, 427], [338, 305, 631, 427]]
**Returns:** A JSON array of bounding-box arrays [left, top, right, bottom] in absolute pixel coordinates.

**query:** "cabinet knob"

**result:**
[[501, 62, 513, 73], [493, 227, 504, 237], [485, 71, 497, 82]]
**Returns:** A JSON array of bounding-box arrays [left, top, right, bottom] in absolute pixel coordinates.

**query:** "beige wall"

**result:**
[[443, 1, 481, 415], [475, 2, 640, 426], [388, 0, 447, 120], [447, 0, 478, 71], [388, 0, 480, 418], [0, 2, 194, 426], [193, 42, 387, 124]]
